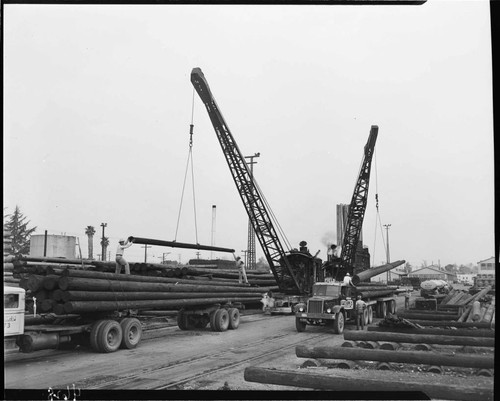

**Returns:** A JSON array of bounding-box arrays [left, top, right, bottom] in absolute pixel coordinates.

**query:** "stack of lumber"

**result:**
[[3, 230, 20, 286], [353, 284, 398, 298]]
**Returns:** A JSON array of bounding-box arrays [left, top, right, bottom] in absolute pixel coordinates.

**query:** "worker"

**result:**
[[343, 273, 353, 286], [115, 237, 134, 274], [355, 295, 367, 330], [405, 289, 411, 309], [233, 254, 248, 284]]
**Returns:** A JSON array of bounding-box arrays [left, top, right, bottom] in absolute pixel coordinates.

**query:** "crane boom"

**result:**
[[190, 68, 303, 294], [338, 125, 378, 278]]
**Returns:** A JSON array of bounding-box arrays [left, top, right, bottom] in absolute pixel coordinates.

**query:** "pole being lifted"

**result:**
[[128, 236, 235, 253]]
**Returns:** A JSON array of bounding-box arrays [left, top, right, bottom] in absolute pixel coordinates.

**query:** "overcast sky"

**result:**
[[3, 1, 494, 269]]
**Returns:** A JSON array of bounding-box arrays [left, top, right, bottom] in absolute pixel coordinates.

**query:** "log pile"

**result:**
[[11, 255, 278, 315], [3, 230, 20, 286]]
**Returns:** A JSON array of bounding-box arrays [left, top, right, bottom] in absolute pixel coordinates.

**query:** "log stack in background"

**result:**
[[10, 255, 278, 316], [3, 230, 20, 286]]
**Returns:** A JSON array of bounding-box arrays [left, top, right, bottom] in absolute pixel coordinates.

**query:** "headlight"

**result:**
[[326, 308, 332, 313], [298, 307, 304, 312]]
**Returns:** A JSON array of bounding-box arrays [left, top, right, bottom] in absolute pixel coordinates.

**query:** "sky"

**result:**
[[3, 1, 495, 269]]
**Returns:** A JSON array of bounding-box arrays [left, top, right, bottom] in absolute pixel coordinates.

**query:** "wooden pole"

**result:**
[[243, 366, 493, 400], [404, 319, 492, 329], [398, 311, 459, 321], [366, 326, 495, 338], [64, 296, 262, 313], [296, 345, 494, 368], [343, 330, 494, 347]]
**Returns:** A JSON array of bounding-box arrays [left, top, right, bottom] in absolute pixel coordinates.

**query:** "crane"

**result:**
[[329, 126, 378, 281], [191, 67, 321, 297]]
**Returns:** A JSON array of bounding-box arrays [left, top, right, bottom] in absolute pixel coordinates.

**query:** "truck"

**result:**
[[294, 264, 401, 334], [419, 279, 452, 298], [4, 284, 242, 354]]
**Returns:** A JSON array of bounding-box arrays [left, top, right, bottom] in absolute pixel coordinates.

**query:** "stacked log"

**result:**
[[4, 231, 21, 286], [19, 267, 274, 315]]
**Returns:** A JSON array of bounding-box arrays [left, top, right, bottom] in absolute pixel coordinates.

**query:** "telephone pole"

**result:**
[[244, 152, 260, 270], [384, 224, 392, 282], [142, 245, 151, 263], [100, 223, 107, 261]]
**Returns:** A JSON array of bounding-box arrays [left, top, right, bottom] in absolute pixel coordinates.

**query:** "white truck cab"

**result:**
[[4, 286, 25, 337]]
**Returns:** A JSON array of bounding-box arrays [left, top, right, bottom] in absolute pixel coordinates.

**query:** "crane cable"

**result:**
[[371, 148, 387, 266], [174, 89, 199, 244]]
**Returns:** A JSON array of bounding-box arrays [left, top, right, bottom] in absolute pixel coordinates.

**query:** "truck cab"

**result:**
[[4, 286, 25, 337], [295, 280, 352, 334]]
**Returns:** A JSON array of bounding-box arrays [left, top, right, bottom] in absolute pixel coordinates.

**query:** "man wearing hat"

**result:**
[[115, 237, 134, 274], [233, 253, 248, 284], [355, 295, 367, 330]]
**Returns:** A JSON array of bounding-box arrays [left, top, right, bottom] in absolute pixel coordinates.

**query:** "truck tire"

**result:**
[[120, 318, 142, 349], [380, 301, 387, 318], [333, 311, 345, 334], [367, 306, 373, 324], [97, 320, 123, 353], [295, 317, 306, 332], [214, 309, 229, 331], [389, 300, 396, 314], [228, 308, 240, 330], [90, 319, 108, 352], [177, 311, 189, 330], [209, 310, 218, 331]]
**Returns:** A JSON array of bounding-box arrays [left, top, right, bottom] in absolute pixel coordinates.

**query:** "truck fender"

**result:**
[[332, 305, 343, 314]]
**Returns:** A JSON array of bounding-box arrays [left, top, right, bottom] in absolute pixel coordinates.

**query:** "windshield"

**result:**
[[313, 284, 340, 297]]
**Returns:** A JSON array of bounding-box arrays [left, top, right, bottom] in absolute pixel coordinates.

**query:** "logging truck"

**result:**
[[294, 279, 397, 334], [4, 285, 241, 354]]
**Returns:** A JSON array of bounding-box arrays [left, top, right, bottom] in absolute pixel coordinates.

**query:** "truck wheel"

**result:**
[[380, 301, 387, 318], [177, 311, 189, 330], [214, 309, 229, 332], [228, 308, 240, 330], [295, 317, 306, 332], [90, 319, 108, 352], [97, 320, 123, 353], [209, 311, 218, 331], [367, 306, 373, 324], [120, 318, 142, 349], [333, 311, 345, 334], [194, 316, 209, 329], [389, 300, 396, 314]]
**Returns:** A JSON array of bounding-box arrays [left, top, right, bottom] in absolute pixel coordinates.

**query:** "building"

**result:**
[[477, 257, 495, 275], [457, 274, 476, 285], [408, 265, 457, 283], [370, 268, 407, 283], [29, 234, 76, 259]]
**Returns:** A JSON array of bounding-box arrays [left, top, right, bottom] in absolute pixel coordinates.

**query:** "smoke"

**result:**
[[321, 231, 336, 247]]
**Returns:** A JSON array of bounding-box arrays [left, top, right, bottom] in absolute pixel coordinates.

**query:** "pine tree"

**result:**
[[4, 206, 37, 256]]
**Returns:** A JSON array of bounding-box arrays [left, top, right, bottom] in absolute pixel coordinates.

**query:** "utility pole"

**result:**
[[100, 223, 107, 261], [244, 152, 260, 270], [384, 224, 391, 282], [142, 245, 151, 263]]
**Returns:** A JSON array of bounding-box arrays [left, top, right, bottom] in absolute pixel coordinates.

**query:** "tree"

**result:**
[[100, 237, 109, 261], [85, 226, 96, 260], [444, 264, 456, 273], [403, 262, 413, 274], [255, 256, 270, 273], [4, 206, 37, 256]]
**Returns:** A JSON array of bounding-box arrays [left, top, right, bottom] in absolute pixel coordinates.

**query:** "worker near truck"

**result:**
[[405, 289, 411, 309], [355, 295, 367, 330], [115, 237, 134, 274]]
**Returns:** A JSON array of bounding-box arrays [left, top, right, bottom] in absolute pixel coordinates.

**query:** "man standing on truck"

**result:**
[[355, 295, 367, 330], [233, 254, 248, 284], [115, 237, 133, 274]]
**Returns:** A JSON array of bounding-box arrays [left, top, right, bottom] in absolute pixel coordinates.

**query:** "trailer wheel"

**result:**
[[333, 311, 345, 334], [367, 306, 373, 324], [177, 311, 189, 330], [379, 301, 387, 318], [388, 300, 396, 314], [97, 320, 123, 353], [209, 311, 218, 331], [214, 309, 229, 331], [228, 308, 240, 330], [120, 318, 142, 349], [295, 317, 306, 332], [90, 319, 108, 352]]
